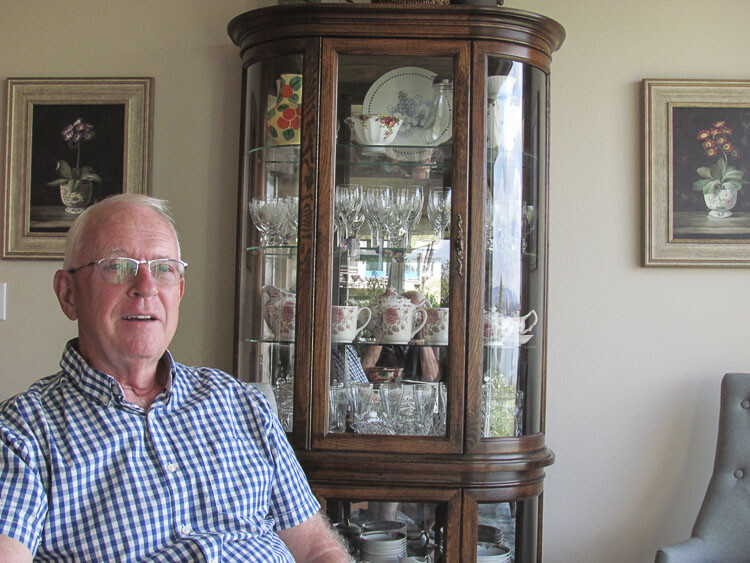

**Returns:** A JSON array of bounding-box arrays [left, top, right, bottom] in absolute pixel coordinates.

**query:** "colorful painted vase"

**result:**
[[267, 74, 302, 145]]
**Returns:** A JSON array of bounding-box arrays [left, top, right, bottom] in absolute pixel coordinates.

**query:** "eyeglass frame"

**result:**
[[66, 257, 188, 285]]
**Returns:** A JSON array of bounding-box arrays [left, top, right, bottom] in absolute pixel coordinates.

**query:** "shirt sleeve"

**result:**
[[0, 416, 48, 555], [243, 386, 320, 531]]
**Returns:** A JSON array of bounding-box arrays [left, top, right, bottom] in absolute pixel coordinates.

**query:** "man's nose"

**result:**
[[129, 264, 158, 296]]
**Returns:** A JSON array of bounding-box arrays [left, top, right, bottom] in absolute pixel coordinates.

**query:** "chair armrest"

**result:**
[[655, 537, 712, 563]]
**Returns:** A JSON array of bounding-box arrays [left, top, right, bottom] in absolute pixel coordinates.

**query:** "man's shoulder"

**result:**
[[173, 363, 238, 389], [0, 373, 67, 416], [172, 363, 275, 416]]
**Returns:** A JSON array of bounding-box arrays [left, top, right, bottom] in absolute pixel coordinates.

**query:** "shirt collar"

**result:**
[[60, 339, 179, 409]]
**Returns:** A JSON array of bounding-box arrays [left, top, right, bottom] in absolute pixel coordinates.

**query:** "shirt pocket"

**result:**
[[199, 437, 274, 521]]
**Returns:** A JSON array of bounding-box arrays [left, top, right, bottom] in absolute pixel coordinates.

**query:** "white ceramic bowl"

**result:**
[[345, 113, 403, 146]]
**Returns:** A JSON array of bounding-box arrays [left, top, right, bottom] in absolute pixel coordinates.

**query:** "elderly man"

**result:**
[[0, 194, 350, 562]]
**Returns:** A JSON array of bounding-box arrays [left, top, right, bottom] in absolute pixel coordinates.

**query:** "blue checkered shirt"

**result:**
[[0, 340, 320, 561]]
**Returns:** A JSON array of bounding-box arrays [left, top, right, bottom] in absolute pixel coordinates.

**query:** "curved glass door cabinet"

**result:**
[[229, 5, 564, 561]]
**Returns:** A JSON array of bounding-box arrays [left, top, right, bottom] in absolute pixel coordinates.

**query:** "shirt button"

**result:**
[[166, 462, 178, 473], [179, 524, 192, 535]]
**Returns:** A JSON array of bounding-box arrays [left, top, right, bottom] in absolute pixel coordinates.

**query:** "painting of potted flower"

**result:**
[[46, 117, 101, 214], [693, 120, 749, 217]]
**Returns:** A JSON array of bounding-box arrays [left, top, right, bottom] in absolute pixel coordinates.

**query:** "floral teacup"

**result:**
[[331, 305, 372, 343], [483, 308, 537, 345], [381, 304, 427, 345], [423, 307, 449, 345]]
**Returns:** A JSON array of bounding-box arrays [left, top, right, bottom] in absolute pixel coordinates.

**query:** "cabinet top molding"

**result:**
[[228, 4, 565, 65]]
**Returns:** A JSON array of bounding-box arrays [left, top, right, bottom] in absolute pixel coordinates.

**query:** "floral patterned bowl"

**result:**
[[365, 367, 403, 384], [345, 114, 403, 146]]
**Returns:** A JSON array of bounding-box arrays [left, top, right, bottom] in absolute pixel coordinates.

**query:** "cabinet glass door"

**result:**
[[463, 492, 540, 562], [314, 41, 469, 452], [236, 53, 305, 433], [315, 485, 461, 562], [478, 56, 548, 442]]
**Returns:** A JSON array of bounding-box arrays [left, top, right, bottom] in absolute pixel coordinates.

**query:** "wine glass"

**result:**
[[393, 186, 423, 248], [249, 197, 288, 246], [348, 382, 375, 434], [248, 198, 271, 245], [284, 195, 299, 245], [426, 187, 451, 239], [411, 383, 438, 436], [378, 383, 405, 434], [334, 184, 363, 245], [363, 185, 393, 248], [329, 383, 348, 433]]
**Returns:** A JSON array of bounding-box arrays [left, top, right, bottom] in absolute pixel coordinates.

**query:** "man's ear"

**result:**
[[53, 270, 78, 320]]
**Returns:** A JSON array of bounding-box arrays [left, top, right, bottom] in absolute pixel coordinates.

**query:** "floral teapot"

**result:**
[[369, 287, 427, 341], [261, 285, 296, 340]]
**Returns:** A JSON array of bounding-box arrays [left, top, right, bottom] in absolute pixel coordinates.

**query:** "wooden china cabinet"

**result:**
[[228, 4, 564, 561]]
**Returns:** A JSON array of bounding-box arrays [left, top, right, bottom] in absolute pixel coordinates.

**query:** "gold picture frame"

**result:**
[[2, 77, 153, 259], [643, 79, 750, 267]]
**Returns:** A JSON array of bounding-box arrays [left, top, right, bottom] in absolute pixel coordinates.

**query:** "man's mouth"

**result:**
[[122, 315, 157, 321]]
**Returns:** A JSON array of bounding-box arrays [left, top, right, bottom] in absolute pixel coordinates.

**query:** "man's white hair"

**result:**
[[63, 194, 181, 270]]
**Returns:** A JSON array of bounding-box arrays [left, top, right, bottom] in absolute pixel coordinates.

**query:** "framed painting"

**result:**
[[643, 79, 750, 267], [2, 77, 153, 259]]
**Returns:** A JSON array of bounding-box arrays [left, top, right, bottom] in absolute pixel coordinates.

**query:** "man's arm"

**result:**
[[0, 535, 32, 562], [277, 512, 351, 562]]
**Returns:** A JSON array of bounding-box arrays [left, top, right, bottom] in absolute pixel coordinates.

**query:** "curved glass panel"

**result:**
[[477, 499, 539, 562], [237, 54, 304, 432], [481, 59, 547, 438]]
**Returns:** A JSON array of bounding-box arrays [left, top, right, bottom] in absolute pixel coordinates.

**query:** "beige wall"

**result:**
[[1, 1, 748, 561]]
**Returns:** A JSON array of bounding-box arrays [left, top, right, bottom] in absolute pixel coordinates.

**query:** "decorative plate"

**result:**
[[363, 66, 452, 158]]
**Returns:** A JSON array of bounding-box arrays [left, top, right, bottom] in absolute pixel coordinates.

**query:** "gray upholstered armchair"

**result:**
[[656, 373, 750, 562]]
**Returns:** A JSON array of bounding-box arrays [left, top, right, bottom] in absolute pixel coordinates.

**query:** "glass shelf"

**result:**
[[245, 245, 297, 256], [248, 144, 300, 158]]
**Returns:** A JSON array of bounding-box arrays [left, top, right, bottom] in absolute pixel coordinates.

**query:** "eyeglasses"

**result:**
[[67, 257, 188, 286]]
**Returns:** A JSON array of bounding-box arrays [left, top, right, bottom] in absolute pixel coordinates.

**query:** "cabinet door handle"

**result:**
[[455, 214, 464, 277]]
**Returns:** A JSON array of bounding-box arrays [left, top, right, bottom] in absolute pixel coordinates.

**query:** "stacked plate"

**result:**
[[477, 542, 511, 562], [360, 530, 408, 562], [477, 524, 504, 546]]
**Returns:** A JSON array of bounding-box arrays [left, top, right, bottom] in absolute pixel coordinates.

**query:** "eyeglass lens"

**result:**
[[98, 258, 185, 285]]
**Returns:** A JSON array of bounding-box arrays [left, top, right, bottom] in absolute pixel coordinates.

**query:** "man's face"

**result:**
[[56, 203, 184, 375]]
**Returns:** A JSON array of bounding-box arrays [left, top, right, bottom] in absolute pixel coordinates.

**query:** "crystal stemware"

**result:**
[[393, 186, 423, 248], [329, 383, 348, 433], [378, 383, 405, 434], [284, 195, 299, 245], [426, 187, 451, 239], [334, 184, 363, 246], [363, 185, 393, 248], [249, 197, 288, 246], [411, 383, 438, 436], [348, 382, 375, 434]]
